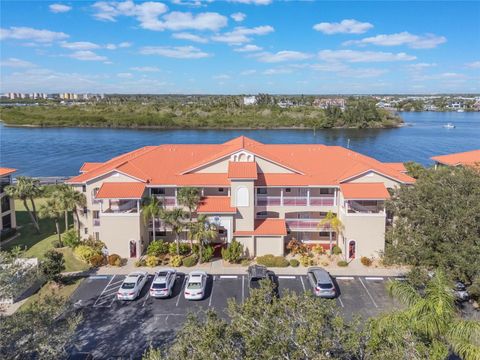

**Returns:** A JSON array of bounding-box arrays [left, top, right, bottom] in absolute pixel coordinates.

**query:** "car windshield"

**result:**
[[250, 277, 265, 288], [187, 282, 202, 290], [318, 283, 333, 289], [121, 282, 136, 290], [157, 271, 169, 277], [152, 283, 167, 289]]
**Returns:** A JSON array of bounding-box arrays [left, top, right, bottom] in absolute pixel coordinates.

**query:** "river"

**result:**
[[0, 111, 479, 176]]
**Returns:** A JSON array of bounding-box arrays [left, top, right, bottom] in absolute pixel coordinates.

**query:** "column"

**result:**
[[333, 188, 337, 206], [174, 188, 178, 206], [307, 189, 310, 206], [280, 188, 284, 206]]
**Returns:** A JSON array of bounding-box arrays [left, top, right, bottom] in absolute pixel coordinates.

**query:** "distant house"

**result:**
[[277, 100, 294, 108], [243, 96, 257, 106], [431, 150, 480, 169], [0, 168, 17, 238], [313, 98, 346, 110]]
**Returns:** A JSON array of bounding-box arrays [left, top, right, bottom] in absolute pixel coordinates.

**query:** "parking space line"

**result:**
[[220, 275, 238, 279], [93, 275, 116, 307], [336, 276, 354, 280], [278, 275, 296, 279], [338, 296, 344, 308], [395, 277, 407, 281], [300, 276, 306, 291], [176, 277, 187, 307], [365, 277, 384, 281], [208, 276, 215, 307], [359, 277, 378, 308]]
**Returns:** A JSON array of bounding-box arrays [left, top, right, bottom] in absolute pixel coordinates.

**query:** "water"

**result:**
[[1, 112, 479, 176]]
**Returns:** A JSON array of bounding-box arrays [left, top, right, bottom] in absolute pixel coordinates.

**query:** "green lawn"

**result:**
[[4, 199, 89, 272], [18, 277, 84, 312]]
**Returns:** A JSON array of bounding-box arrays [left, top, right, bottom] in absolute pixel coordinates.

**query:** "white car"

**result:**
[[184, 271, 207, 300], [117, 271, 149, 301], [150, 268, 177, 298]]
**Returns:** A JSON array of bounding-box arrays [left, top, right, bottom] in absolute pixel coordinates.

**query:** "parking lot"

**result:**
[[69, 272, 402, 359]]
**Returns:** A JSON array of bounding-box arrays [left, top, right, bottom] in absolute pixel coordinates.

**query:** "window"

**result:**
[[151, 188, 165, 195], [93, 210, 99, 219], [218, 188, 224, 192], [236, 187, 249, 207], [83, 207, 88, 215], [82, 185, 86, 192], [84, 227, 88, 235], [320, 188, 332, 194], [95, 232, 100, 241], [218, 229, 225, 235], [256, 211, 268, 218], [2, 214, 12, 229], [285, 188, 291, 193], [319, 231, 330, 237], [257, 188, 267, 195], [156, 230, 167, 237]]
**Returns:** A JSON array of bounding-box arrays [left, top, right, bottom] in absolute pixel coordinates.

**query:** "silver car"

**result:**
[[184, 271, 207, 300], [307, 267, 336, 298], [117, 271, 149, 301], [150, 269, 177, 298]]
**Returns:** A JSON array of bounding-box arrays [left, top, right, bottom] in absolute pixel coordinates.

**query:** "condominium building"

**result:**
[[67, 136, 414, 260], [0, 168, 17, 235]]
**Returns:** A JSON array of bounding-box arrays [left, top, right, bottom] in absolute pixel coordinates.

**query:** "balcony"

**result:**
[[256, 195, 335, 207], [285, 219, 330, 231], [93, 218, 100, 226], [103, 199, 139, 214], [345, 200, 385, 215], [155, 196, 177, 206]]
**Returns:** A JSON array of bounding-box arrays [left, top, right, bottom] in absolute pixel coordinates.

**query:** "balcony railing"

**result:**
[[93, 219, 100, 226], [103, 200, 138, 214], [155, 196, 176, 206], [346, 200, 385, 214], [285, 219, 331, 230], [256, 196, 335, 207]]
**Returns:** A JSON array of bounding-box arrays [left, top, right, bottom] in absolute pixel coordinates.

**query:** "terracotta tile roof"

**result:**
[[67, 136, 415, 186], [340, 183, 390, 200], [228, 162, 258, 179], [95, 182, 146, 199], [431, 150, 480, 167], [385, 162, 407, 173], [197, 196, 236, 214], [0, 168, 16, 177], [234, 219, 287, 236], [80, 162, 103, 173]]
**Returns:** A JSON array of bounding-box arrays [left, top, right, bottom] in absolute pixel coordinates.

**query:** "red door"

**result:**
[[348, 240, 356, 260], [129, 240, 137, 258]]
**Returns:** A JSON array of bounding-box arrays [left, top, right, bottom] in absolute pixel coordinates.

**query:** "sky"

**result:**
[[1, 0, 480, 94]]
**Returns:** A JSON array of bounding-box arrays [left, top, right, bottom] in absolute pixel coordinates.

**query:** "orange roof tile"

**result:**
[[80, 162, 103, 172], [340, 183, 390, 200], [234, 219, 287, 236], [228, 162, 258, 179], [67, 136, 415, 187], [0, 168, 16, 177], [385, 162, 407, 173], [431, 150, 480, 167], [197, 196, 236, 214], [95, 182, 146, 199]]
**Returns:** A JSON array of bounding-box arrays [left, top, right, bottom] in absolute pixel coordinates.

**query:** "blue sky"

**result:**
[[1, 0, 479, 94]]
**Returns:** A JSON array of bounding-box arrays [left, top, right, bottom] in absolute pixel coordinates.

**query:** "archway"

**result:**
[[129, 240, 137, 258]]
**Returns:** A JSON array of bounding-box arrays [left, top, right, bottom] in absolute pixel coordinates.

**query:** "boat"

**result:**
[[457, 109, 465, 113], [443, 123, 456, 129]]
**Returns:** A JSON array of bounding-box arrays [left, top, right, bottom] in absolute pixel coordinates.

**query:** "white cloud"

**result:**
[[140, 45, 210, 59], [212, 25, 274, 45], [313, 19, 373, 34], [240, 69, 256, 75], [263, 67, 294, 75], [0, 26, 69, 43], [213, 74, 230, 80], [344, 32, 447, 49], [117, 72, 133, 78], [130, 66, 161, 72], [318, 50, 416, 62], [234, 44, 263, 52], [60, 41, 101, 50], [49, 3, 72, 13], [157, 12, 228, 31], [231, 12, 246, 22], [466, 61, 480, 69], [68, 50, 108, 61], [407, 62, 437, 71], [0, 58, 36, 68], [171, 0, 204, 6], [228, 0, 272, 4], [172, 32, 209, 43], [253, 50, 312, 63]]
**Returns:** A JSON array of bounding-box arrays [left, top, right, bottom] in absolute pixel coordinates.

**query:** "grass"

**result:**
[[3, 199, 89, 272], [18, 277, 84, 312]]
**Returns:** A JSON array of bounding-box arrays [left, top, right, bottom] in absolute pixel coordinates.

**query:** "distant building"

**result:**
[[243, 96, 257, 106], [0, 168, 17, 237], [313, 98, 346, 110], [431, 150, 480, 169], [277, 100, 294, 108]]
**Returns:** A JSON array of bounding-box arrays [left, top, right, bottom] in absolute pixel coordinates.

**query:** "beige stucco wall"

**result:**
[[255, 236, 285, 256], [346, 171, 401, 189], [99, 213, 144, 258], [235, 236, 255, 258], [194, 154, 294, 174], [255, 157, 293, 174], [231, 180, 255, 231]]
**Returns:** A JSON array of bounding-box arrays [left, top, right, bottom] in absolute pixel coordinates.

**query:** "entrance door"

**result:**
[[129, 240, 137, 258], [348, 240, 356, 260]]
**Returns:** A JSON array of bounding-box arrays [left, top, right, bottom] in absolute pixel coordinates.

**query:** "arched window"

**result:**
[[236, 187, 249, 207]]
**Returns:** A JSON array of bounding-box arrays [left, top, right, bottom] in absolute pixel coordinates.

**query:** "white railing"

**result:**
[[103, 200, 138, 214], [285, 219, 331, 230], [156, 196, 176, 206], [347, 200, 384, 214], [256, 195, 335, 207]]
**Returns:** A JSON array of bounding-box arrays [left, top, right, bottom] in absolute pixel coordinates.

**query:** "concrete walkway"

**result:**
[[66, 258, 410, 278]]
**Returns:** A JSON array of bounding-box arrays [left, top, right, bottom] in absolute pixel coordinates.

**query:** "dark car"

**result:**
[[247, 265, 278, 298], [453, 281, 470, 302]]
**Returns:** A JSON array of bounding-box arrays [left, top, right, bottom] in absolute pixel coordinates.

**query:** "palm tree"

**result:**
[[368, 272, 480, 360], [5, 176, 42, 233], [318, 211, 344, 254], [177, 187, 200, 222], [188, 215, 217, 264], [161, 208, 187, 255], [38, 198, 64, 246], [142, 196, 163, 242], [54, 184, 85, 231]]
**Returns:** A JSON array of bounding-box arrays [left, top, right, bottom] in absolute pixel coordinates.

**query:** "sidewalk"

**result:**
[[65, 258, 410, 278]]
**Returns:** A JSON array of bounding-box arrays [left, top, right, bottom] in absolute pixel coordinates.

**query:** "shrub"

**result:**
[[170, 255, 183, 267], [337, 260, 348, 267], [147, 240, 169, 256], [360, 256, 373, 266], [51, 240, 62, 249], [332, 245, 342, 255], [145, 255, 159, 267], [312, 245, 325, 255], [135, 259, 146, 267], [300, 254, 314, 267], [286, 239, 307, 255], [40, 250, 65, 282], [201, 245, 214, 263], [406, 266, 430, 289], [221, 240, 243, 263], [62, 229, 80, 248], [289, 259, 300, 267], [468, 278, 480, 302], [241, 259, 252, 267], [169, 242, 191, 255], [183, 254, 198, 267], [256, 254, 289, 267], [83, 237, 105, 251], [107, 254, 122, 266], [89, 254, 105, 267], [74, 245, 100, 262]]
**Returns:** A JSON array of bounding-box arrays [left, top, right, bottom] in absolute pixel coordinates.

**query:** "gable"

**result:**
[[344, 170, 403, 189]]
